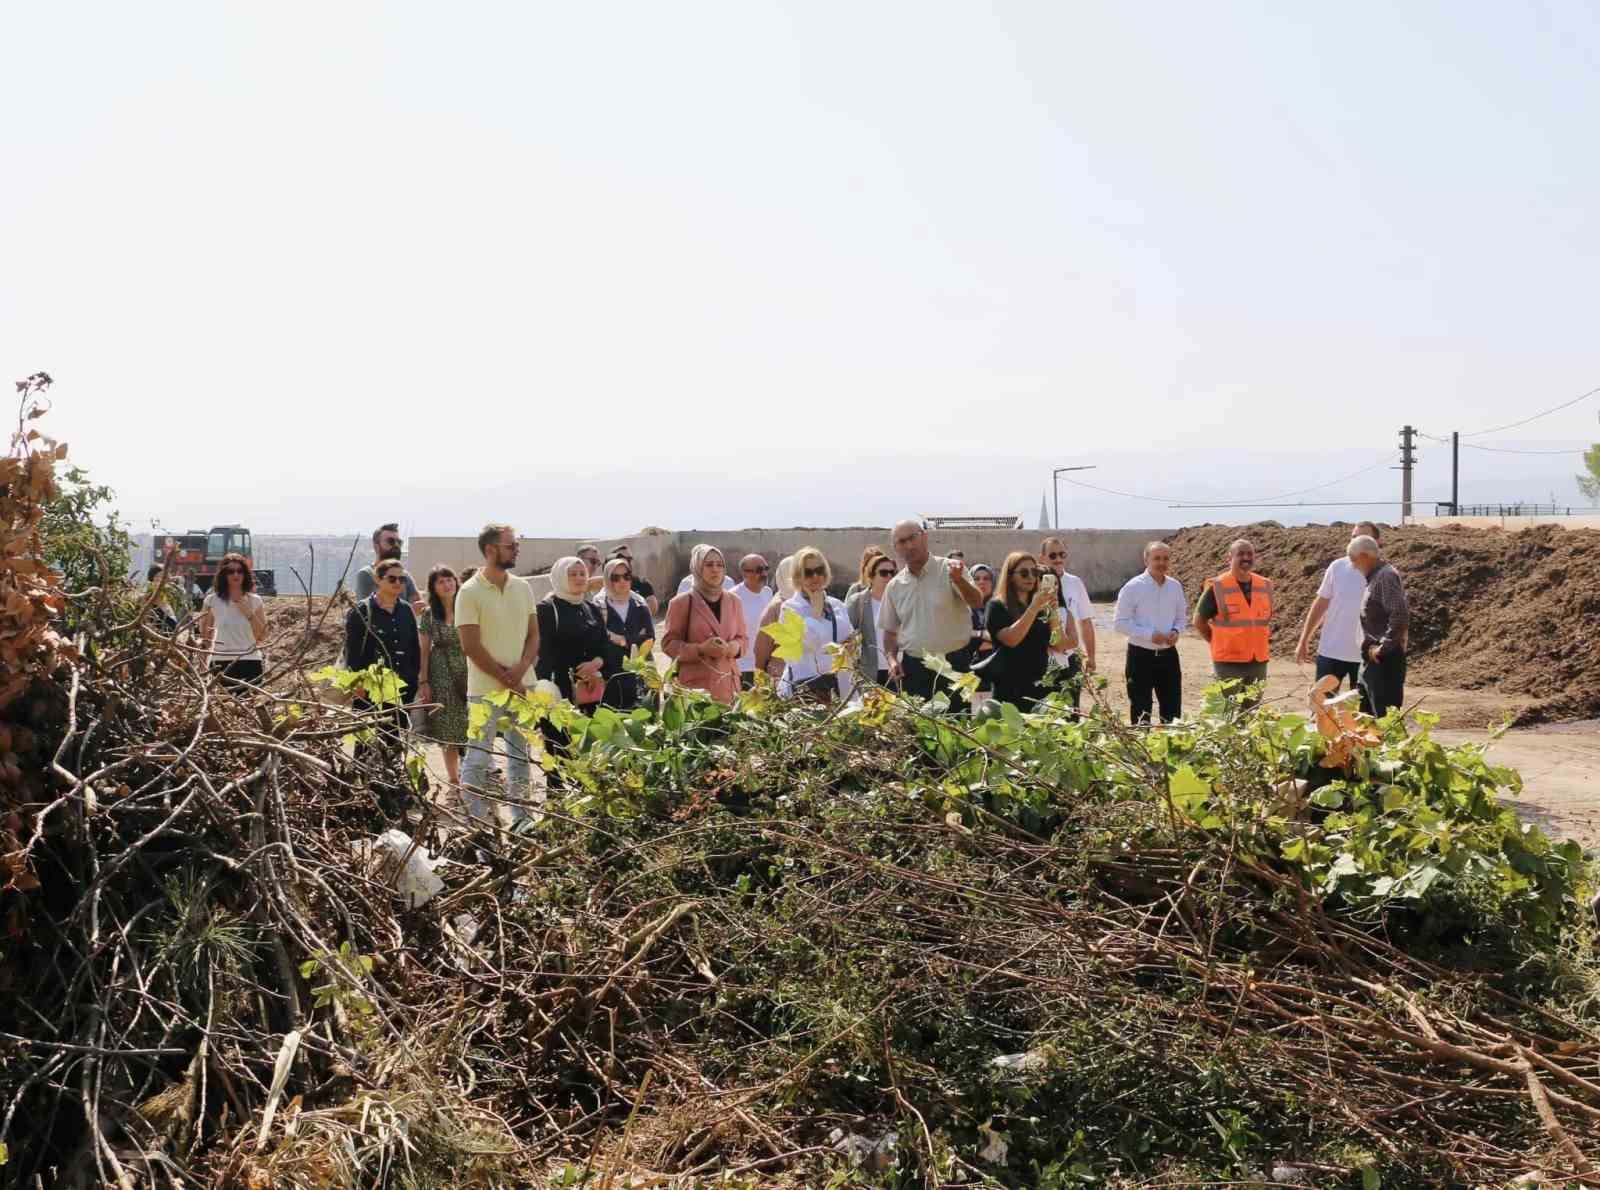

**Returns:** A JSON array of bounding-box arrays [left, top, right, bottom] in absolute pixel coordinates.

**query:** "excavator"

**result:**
[[150, 525, 277, 601]]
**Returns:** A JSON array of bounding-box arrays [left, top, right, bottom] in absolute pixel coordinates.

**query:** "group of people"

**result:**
[[177, 515, 1410, 827], [1110, 520, 1410, 725]]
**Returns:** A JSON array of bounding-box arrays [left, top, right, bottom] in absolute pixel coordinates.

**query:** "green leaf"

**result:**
[[1280, 838, 1307, 862], [1, 1139, 10, 1166], [1309, 787, 1344, 810], [1363, 1165, 1380, 1190]]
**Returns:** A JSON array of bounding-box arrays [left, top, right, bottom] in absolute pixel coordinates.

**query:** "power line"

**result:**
[[1418, 430, 1585, 456], [1459, 383, 1600, 438], [1059, 454, 1394, 508]]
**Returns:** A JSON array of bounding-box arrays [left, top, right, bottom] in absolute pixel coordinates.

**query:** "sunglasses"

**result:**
[[1014, 567, 1040, 578], [220, 567, 244, 575], [381, 573, 407, 585], [609, 571, 632, 581], [875, 567, 896, 577], [1045, 552, 1065, 560], [802, 566, 827, 578]]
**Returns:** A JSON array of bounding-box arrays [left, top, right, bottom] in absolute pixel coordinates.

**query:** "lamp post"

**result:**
[[1052, 466, 1097, 530]]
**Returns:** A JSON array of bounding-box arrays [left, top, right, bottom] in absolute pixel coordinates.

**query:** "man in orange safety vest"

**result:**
[[1192, 538, 1272, 702]]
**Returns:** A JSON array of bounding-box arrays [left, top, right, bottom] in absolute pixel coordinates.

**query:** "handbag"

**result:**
[[574, 672, 605, 705]]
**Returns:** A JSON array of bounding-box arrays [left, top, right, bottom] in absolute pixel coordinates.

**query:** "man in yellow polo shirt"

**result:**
[[456, 523, 540, 827]]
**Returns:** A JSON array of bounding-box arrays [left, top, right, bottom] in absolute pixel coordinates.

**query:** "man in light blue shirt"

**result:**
[[1113, 541, 1188, 724]]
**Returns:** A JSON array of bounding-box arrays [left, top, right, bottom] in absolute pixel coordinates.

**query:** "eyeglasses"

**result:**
[[381, 573, 407, 585], [875, 567, 896, 578], [1045, 552, 1065, 560], [1014, 567, 1039, 578], [802, 566, 827, 578]]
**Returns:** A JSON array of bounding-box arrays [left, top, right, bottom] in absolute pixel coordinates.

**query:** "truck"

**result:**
[[150, 525, 278, 601]]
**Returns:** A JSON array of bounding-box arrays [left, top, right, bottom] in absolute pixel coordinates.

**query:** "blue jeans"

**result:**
[[1315, 655, 1361, 691], [460, 696, 533, 826]]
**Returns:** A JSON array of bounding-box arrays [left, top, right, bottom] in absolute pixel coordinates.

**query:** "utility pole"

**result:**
[[1397, 425, 1416, 522], [1450, 431, 1459, 517], [1052, 466, 1097, 530]]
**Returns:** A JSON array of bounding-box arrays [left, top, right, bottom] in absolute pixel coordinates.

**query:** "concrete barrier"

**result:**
[[411, 527, 1161, 605]]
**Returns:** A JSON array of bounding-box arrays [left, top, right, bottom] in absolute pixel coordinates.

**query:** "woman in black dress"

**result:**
[[983, 552, 1058, 710], [536, 557, 609, 705]]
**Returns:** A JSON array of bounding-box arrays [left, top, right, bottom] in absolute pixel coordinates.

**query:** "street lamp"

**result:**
[[1052, 466, 1097, 530]]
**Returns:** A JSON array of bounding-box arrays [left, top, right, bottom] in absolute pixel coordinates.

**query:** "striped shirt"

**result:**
[[1360, 563, 1409, 657]]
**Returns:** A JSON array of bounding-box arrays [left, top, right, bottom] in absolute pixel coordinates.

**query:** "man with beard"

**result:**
[[355, 523, 422, 608]]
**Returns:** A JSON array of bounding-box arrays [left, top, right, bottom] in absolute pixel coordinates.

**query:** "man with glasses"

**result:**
[[576, 544, 607, 594], [1039, 536, 1097, 706], [355, 523, 423, 609], [880, 519, 984, 699], [456, 524, 540, 829], [608, 546, 657, 616], [733, 554, 774, 688]]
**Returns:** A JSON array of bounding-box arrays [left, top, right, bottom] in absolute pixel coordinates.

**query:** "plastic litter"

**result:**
[[361, 829, 445, 908], [989, 1050, 1048, 1072]]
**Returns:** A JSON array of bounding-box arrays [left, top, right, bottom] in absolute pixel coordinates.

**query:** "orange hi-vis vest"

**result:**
[[1206, 570, 1272, 663]]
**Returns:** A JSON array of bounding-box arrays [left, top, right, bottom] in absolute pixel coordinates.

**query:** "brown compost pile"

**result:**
[[1167, 521, 1600, 724]]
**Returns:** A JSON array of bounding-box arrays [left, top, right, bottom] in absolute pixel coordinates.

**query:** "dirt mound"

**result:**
[[1165, 521, 1600, 724]]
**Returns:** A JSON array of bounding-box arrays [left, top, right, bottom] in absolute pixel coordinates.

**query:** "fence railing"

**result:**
[[1432, 502, 1578, 517]]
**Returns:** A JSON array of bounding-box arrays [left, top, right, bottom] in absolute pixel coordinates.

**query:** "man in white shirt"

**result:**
[[733, 554, 774, 689], [1294, 521, 1381, 691], [1113, 541, 1188, 724], [1040, 536, 1097, 707]]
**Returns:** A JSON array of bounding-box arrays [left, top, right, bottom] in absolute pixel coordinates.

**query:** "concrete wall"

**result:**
[[407, 532, 678, 603], [411, 527, 1161, 603], [675, 527, 1158, 597], [1410, 514, 1600, 531]]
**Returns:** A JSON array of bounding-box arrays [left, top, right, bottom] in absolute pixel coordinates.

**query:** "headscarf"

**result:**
[[774, 555, 796, 601], [688, 544, 726, 602], [970, 563, 995, 585], [601, 557, 634, 617], [550, 556, 588, 604]]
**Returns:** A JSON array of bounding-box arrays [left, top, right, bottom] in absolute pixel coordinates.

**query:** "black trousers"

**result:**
[[1315, 654, 1361, 691], [1125, 645, 1181, 725], [211, 658, 263, 691], [1360, 650, 1407, 718], [1051, 653, 1083, 710], [900, 653, 949, 700]]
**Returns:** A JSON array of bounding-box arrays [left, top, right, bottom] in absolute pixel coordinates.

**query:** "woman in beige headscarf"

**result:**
[[662, 544, 747, 704], [754, 554, 796, 678]]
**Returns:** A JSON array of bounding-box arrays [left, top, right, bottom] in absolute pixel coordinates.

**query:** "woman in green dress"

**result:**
[[417, 565, 470, 787]]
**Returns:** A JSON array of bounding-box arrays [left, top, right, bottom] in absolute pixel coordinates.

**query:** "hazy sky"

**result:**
[[3, 2, 1597, 536]]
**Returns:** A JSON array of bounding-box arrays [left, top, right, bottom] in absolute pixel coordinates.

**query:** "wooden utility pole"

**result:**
[[1398, 425, 1417, 521]]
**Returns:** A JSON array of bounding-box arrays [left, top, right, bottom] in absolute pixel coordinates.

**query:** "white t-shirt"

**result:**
[[1316, 556, 1366, 664], [1047, 572, 1093, 666], [734, 583, 773, 672], [203, 591, 264, 661]]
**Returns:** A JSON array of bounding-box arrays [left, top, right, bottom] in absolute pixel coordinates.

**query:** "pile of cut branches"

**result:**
[[3, 391, 1599, 1188]]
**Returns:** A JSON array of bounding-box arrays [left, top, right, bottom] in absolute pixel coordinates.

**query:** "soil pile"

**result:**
[[1165, 521, 1600, 723]]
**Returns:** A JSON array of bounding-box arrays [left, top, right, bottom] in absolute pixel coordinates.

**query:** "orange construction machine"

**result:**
[[150, 525, 277, 599]]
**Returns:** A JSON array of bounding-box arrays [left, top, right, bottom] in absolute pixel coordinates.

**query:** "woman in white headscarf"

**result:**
[[662, 544, 747, 704], [536, 556, 609, 706], [754, 554, 796, 679], [595, 555, 655, 709], [777, 546, 856, 704]]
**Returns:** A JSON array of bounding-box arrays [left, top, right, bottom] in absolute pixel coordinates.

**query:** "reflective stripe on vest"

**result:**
[[1209, 571, 1272, 663]]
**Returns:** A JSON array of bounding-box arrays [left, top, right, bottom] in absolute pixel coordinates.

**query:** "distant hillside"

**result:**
[[132, 533, 370, 596]]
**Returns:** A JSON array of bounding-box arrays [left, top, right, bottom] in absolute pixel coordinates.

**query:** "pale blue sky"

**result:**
[[2, 1, 1596, 534]]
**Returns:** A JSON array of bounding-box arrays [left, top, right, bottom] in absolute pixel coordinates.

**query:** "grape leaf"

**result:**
[[760, 610, 808, 662]]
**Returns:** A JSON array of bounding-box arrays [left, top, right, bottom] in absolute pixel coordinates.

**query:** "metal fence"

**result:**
[[1432, 502, 1578, 517]]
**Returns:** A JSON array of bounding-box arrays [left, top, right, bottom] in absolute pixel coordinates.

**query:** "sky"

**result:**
[[2, 1, 1597, 536]]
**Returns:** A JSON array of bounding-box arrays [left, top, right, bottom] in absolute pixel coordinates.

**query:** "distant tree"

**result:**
[[1579, 444, 1600, 504]]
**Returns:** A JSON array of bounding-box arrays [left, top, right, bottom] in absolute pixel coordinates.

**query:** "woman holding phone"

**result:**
[[984, 552, 1073, 710]]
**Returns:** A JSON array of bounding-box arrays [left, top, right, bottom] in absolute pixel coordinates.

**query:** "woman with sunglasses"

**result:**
[[663, 544, 747, 704], [844, 553, 896, 685], [753, 555, 796, 681], [983, 552, 1064, 710], [198, 552, 269, 689], [595, 556, 656, 709], [776, 547, 856, 703]]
